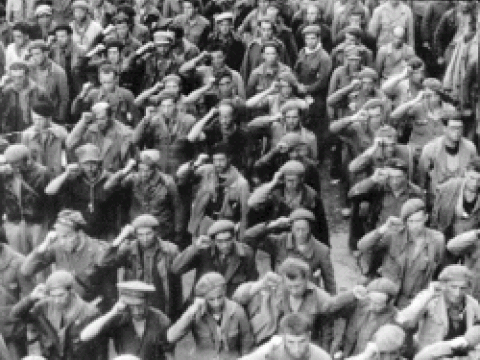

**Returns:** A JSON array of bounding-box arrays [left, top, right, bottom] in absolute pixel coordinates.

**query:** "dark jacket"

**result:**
[[433, 8, 459, 59], [421, 1, 455, 46]]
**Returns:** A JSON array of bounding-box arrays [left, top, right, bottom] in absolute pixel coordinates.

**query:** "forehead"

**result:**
[[447, 120, 463, 127], [215, 231, 233, 240], [49, 288, 68, 296], [205, 286, 225, 299], [407, 210, 425, 221]]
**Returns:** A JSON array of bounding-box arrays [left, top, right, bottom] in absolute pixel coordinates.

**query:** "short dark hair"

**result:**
[[467, 157, 480, 173], [280, 313, 312, 336], [206, 41, 227, 54], [12, 21, 31, 36], [211, 142, 233, 158], [99, 63, 119, 77]]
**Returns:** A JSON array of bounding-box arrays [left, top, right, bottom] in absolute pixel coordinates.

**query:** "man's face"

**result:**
[[55, 30, 70, 46], [183, 1, 195, 18], [211, 50, 225, 69], [304, 33, 318, 50], [349, 14, 362, 28], [164, 80, 180, 95], [285, 109, 301, 131], [260, 22, 274, 40], [368, 107, 383, 130], [377, 137, 396, 158], [306, 6, 318, 23], [160, 98, 176, 118], [205, 286, 226, 314], [10, 69, 27, 90], [107, 47, 120, 64], [12, 30, 26, 47], [387, 168, 406, 192], [155, 42, 169, 56], [464, 170, 480, 192], [213, 153, 229, 174], [258, 0, 271, 12], [49, 288, 72, 310], [406, 210, 426, 234], [263, 46, 277, 64], [219, 104, 234, 131], [218, 76, 233, 97], [368, 291, 388, 312], [284, 173, 301, 192], [361, 77, 375, 93], [138, 163, 154, 182], [37, 14, 52, 27], [136, 227, 157, 249], [129, 302, 148, 320], [99, 72, 116, 92], [444, 280, 469, 305], [80, 160, 101, 181], [30, 48, 47, 67], [214, 231, 234, 255], [292, 219, 310, 244], [411, 68, 425, 85], [73, 8, 87, 22], [284, 273, 307, 298], [218, 20, 231, 35], [389, 0, 400, 6], [55, 222, 80, 253], [116, 22, 129, 39], [32, 111, 50, 131], [93, 106, 111, 132], [444, 120, 463, 143], [347, 57, 361, 70], [266, 7, 279, 22], [283, 333, 310, 360]]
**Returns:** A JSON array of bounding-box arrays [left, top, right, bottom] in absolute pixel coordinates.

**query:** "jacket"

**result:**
[[433, 8, 460, 59], [368, 1, 414, 47], [241, 38, 288, 83], [421, 1, 455, 46], [294, 45, 332, 96]]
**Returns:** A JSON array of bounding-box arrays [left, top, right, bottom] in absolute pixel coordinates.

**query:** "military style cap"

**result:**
[[280, 98, 307, 114], [35, 4, 52, 17], [4, 144, 30, 163], [131, 214, 159, 229], [400, 198, 425, 222], [367, 278, 399, 297], [207, 219, 235, 237], [215, 12, 234, 23], [302, 25, 321, 36], [46, 270, 75, 292], [153, 30, 174, 45], [385, 157, 408, 173], [373, 324, 405, 352], [357, 67, 378, 81], [289, 208, 315, 223], [72, 0, 91, 12], [374, 125, 397, 139], [118, 280, 155, 305], [140, 149, 161, 166], [280, 160, 305, 175], [195, 272, 226, 297], [75, 143, 101, 163], [56, 209, 87, 228], [278, 257, 311, 278], [261, 40, 280, 53], [439, 265, 472, 283]]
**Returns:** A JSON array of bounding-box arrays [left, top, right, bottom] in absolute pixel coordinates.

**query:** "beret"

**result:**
[[400, 198, 425, 221], [289, 208, 315, 223], [207, 219, 235, 237], [118, 280, 155, 305], [56, 209, 87, 228], [163, 74, 181, 84], [32, 100, 54, 118], [140, 149, 161, 166], [439, 265, 472, 283], [195, 272, 226, 297], [362, 98, 384, 111], [280, 160, 305, 175], [72, 0, 91, 12], [132, 214, 159, 229], [385, 157, 408, 173], [75, 143, 101, 163], [344, 45, 361, 59], [4, 144, 30, 163], [373, 324, 405, 352], [29, 40, 49, 52], [104, 40, 124, 50], [46, 270, 75, 292], [215, 12, 234, 23], [464, 324, 480, 347], [367, 277, 399, 297], [278, 257, 311, 278], [53, 23, 73, 34], [153, 30, 174, 44], [374, 125, 397, 139], [302, 25, 321, 36], [279, 132, 306, 150], [35, 4, 52, 16], [423, 78, 443, 92], [357, 67, 378, 81]]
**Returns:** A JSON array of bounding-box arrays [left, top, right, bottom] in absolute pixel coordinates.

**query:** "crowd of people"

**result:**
[[0, 0, 478, 358]]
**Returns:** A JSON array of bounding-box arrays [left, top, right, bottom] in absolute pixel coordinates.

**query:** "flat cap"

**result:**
[[132, 214, 159, 229], [423, 78, 443, 93], [215, 12, 234, 23], [344, 45, 361, 59], [72, 0, 91, 12], [56, 209, 87, 228], [438, 265, 472, 283], [400, 198, 425, 221], [153, 30, 174, 44], [385, 157, 408, 173], [289, 208, 315, 223], [374, 125, 397, 139], [357, 67, 378, 81], [279, 132, 306, 150], [278, 257, 311, 278], [280, 160, 305, 175], [118, 280, 155, 305], [75, 143, 101, 163], [195, 272, 226, 297], [367, 277, 399, 297], [163, 74, 181, 85], [140, 149, 161, 166], [302, 25, 321, 36], [261, 40, 280, 53], [4, 144, 30, 163], [53, 23, 73, 34], [35, 4, 52, 16], [46, 270, 75, 292], [373, 324, 405, 352], [207, 219, 235, 237], [29, 39, 49, 52]]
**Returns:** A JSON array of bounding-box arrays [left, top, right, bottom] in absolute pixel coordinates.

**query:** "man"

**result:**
[[71, 65, 140, 127], [80, 281, 173, 360], [21, 99, 68, 176], [331, 26, 373, 69], [45, 143, 118, 239], [104, 150, 185, 244], [91, 0, 115, 28], [331, 0, 369, 42], [172, 220, 256, 297], [0, 144, 50, 255], [5, 22, 31, 70], [244, 208, 336, 293], [358, 199, 445, 308], [248, 160, 329, 246], [0, 237, 33, 360], [32, 4, 57, 41], [167, 272, 254, 359], [0, 62, 45, 135], [11, 270, 101, 360], [6, 0, 34, 24], [239, 313, 331, 360], [368, 0, 414, 48], [397, 265, 480, 353], [29, 40, 69, 124], [67, 102, 134, 173], [70, 0, 103, 53], [265, 5, 298, 67], [172, 0, 210, 49]]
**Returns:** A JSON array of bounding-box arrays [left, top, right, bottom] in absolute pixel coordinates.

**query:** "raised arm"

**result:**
[[245, 80, 278, 108], [65, 112, 95, 150], [80, 300, 124, 342], [178, 51, 207, 76], [187, 107, 218, 142], [381, 66, 409, 98], [247, 170, 283, 209]]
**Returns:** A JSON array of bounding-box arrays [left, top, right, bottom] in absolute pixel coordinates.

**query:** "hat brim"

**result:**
[[121, 295, 145, 305]]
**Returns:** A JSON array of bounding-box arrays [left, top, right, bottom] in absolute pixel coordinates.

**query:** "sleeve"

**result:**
[[170, 244, 201, 275], [318, 247, 336, 294], [21, 247, 56, 277], [237, 306, 255, 355], [56, 68, 70, 124]]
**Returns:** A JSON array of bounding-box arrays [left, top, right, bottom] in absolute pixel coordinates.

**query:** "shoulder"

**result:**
[[311, 238, 330, 256], [160, 240, 179, 255], [49, 122, 69, 139], [309, 343, 331, 359], [235, 241, 254, 257], [461, 138, 476, 153], [426, 228, 445, 245], [148, 307, 171, 327]]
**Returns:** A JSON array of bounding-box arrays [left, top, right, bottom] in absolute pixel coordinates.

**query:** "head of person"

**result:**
[[459, 0, 474, 14], [401, 198, 427, 235], [29, 40, 50, 67], [31, 99, 54, 131], [104, 40, 123, 64], [216, 70, 234, 98], [281, 101, 303, 131], [116, 5, 136, 31], [259, 18, 275, 41], [35, 4, 53, 28], [358, 68, 378, 94], [46, 270, 76, 310], [215, 12, 234, 35], [132, 214, 159, 249], [12, 22, 30, 48], [211, 143, 233, 175], [441, 112, 464, 144], [98, 64, 118, 92], [344, 45, 362, 70], [208, 219, 236, 256], [266, 5, 281, 24], [344, 26, 363, 46], [168, 24, 184, 44], [182, 0, 200, 18], [348, 10, 363, 28], [279, 257, 310, 298], [257, 0, 272, 12], [305, 4, 320, 23], [75, 143, 102, 180], [365, 278, 399, 313], [422, 78, 443, 107], [4, 144, 31, 173], [195, 272, 227, 314], [92, 101, 113, 132], [407, 57, 425, 85], [279, 132, 310, 161], [391, 26, 405, 48], [289, 208, 315, 244], [280, 160, 305, 192], [8, 62, 30, 90], [162, 74, 181, 96], [138, 149, 160, 182], [157, 92, 177, 119], [218, 99, 237, 132], [372, 324, 406, 360], [385, 158, 408, 192], [54, 24, 73, 47], [280, 313, 312, 360], [439, 265, 472, 306], [152, 29, 174, 56], [302, 25, 321, 50], [114, 16, 131, 40], [278, 72, 298, 99], [206, 42, 227, 69], [374, 126, 398, 158], [118, 281, 155, 320], [72, 0, 90, 22], [464, 157, 480, 193], [54, 210, 87, 252], [363, 99, 385, 132]]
